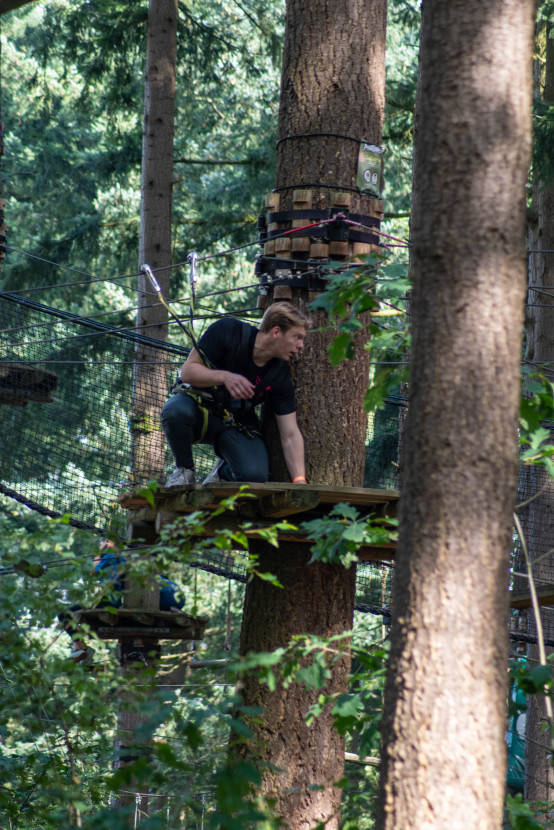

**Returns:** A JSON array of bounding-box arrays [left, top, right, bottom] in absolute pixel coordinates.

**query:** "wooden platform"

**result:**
[[76, 607, 209, 640], [119, 482, 399, 562], [0, 362, 57, 406], [510, 585, 554, 611]]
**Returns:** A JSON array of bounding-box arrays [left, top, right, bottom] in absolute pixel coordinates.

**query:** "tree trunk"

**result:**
[[521, 20, 554, 813], [236, 1, 387, 827], [131, 0, 177, 483], [378, 2, 534, 829], [117, 3, 177, 822]]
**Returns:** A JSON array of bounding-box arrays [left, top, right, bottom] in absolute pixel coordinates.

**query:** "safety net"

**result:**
[[0, 291, 402, 614], [513, 457, 554, 643]]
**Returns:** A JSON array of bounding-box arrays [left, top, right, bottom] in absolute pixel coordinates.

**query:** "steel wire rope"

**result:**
[[2, 245, 143, 290], [0, 306, 260, 351], [3, 214, 400, 302], [6, 359, 184, 365], [8, 216, 552, 300], [0, 282, 261, 341]]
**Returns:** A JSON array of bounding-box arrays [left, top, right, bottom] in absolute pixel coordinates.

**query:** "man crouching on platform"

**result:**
[[161, 301, 309, 488]]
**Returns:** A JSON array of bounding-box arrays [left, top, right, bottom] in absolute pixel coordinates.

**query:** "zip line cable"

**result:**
[[0, 282, 261, 340], [2, 214, 409, 298], [3, 245, 142, 291], [0, 307, 259, 352], [7, 219, 552, 302]]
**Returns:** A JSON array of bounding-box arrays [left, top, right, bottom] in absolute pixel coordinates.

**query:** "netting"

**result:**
[[0, 292, 401, 614], [513, 451, 554, 642]]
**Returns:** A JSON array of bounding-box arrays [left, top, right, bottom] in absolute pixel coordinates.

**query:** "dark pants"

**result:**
[[161, 393, 269, 482]]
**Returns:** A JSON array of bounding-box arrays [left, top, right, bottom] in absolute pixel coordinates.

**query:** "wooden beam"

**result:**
[[119, 481, 400, 511], [121, 483, 398, 559], [259, 488, 320, 518], [510, 585, 554, 610], [77, 608, 209, 641], [0, 0, 42, 14]]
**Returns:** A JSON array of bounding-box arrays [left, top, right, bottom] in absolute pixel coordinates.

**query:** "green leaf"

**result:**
[[328, 332, 353, 366]]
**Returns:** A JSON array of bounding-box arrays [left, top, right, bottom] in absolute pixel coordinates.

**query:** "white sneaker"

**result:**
[[202, 459, 225, 485], [165, 467, 195, 488]]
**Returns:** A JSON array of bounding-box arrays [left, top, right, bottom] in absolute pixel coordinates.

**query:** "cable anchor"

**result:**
[[187, 251, 199, 285]]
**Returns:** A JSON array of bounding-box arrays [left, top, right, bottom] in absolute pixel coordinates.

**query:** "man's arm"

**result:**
[[275, 412, 306, 482], [180, 349, 255, 400]]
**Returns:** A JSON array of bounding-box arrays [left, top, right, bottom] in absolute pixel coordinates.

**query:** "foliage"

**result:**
[[309, 254, 410, 411], [302, 503, 398, 568], [505, 793, 554, 830], [2, 0, 285, 321], [0, 500, 389, 828], [519, 371, 554, 476]]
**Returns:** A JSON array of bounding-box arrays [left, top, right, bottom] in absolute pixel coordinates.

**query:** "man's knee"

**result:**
[[216, 431, 269, 482], [161, 394, 197, 431], [232, 462, 268, 483]]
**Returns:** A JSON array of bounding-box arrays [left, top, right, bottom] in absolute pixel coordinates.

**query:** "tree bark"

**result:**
[[378, 2, 534, 829], [131, 0, 177, 483], [118, 3, 177, 822], [236, 1, 387, 827]]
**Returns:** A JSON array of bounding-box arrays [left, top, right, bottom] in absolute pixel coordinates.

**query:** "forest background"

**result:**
[[0, 0, 549, 828]]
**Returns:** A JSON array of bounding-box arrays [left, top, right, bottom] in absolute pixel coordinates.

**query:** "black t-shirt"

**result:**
[[197, 318, 296, 416]]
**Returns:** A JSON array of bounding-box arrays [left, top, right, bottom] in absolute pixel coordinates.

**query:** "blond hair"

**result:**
[[259, 301, 310, 333]]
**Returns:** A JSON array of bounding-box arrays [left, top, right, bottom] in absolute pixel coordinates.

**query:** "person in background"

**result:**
[[61, 540, 185, 662]]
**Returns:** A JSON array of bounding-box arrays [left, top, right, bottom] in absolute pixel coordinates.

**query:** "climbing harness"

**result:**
[[142, 260, 235, 436], [169, 320, 282, 443], [142, 260, 265, 440]]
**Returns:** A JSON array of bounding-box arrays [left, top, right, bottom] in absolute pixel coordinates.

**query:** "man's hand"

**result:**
[[275, 412, 306, 482], [224, 372, 255, 400], [181, 350, 255, 398]]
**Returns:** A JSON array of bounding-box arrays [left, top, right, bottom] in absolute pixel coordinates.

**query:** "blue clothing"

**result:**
[[94, 552, 184, 611]]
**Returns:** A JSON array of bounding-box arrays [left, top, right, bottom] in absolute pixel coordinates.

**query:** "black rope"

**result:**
[[0, 303, 259, 352], [272, 182, 365, 195], [3, 245, 141, 288], [0, 483, 104, 533], [276, 132, 375, 147], [510, 630, 554, 648], [353, 602, 391, 618], [0, 291, 189, 356]]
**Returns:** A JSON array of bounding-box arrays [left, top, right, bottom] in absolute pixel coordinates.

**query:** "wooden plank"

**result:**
[[0, 0, 41, 14], [331, 192, 351, 209], [163, 488, 220, 512], [291, 190, 312, 253], [274, 237, 292, 256], [78, 608, 209, 641], [329, 241, 349, 257], [0, 389, 55, 406], [352, 242, 372, 259], [510, 585, 554, 610], [259, 488, 320, 518], [291, 235, 311, 254], [292, 189, 312, 205], [273, 285, 293, 300], [309, 242, 329, 258], [120, 481, 400, 511], [266, 193, 280, 211]]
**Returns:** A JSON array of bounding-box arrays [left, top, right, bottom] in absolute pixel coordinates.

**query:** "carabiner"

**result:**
[[187, 251, 199, 285]]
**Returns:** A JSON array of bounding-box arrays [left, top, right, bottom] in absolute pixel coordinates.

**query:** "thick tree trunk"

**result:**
[[238, 545, 357, 827], [131, 0, 177, 483], [118, 4, 177, 822], [378, 2, 534, 829], [521, 21, 554, 813], [236, 2, 387, 828]]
